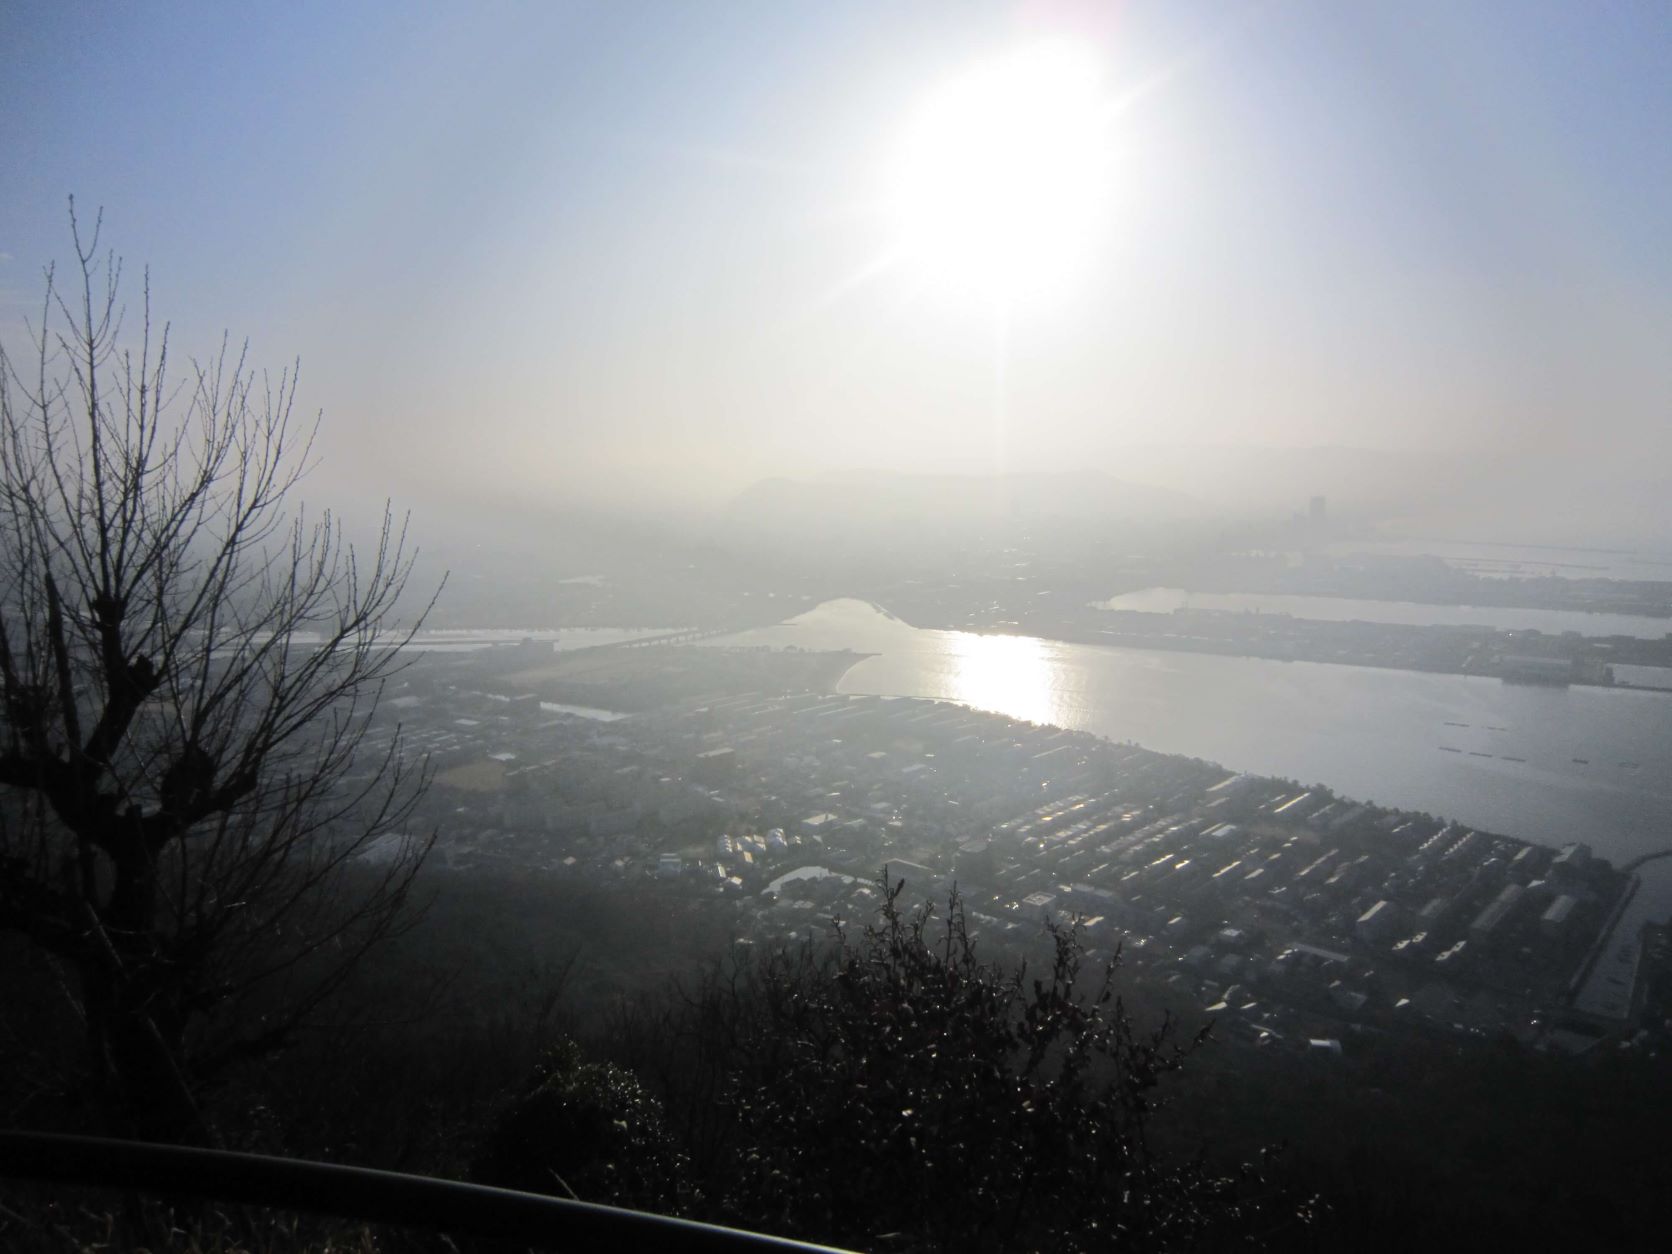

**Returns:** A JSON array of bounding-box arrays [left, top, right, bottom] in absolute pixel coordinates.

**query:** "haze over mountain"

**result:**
[[4, 0, 1668, 544], [1105, 446, 1672, 549], [735, 468, 1195, 528]]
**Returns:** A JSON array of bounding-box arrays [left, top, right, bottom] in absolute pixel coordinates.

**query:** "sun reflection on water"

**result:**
[[945, 632, 1064, 726]]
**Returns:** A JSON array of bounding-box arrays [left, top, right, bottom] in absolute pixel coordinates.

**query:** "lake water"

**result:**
[[1096, 587, 1672, 639], [716, 601, 1672, 907]]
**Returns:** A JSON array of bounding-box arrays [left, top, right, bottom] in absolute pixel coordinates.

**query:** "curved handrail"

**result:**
[[0, 1130, 851, 1253]]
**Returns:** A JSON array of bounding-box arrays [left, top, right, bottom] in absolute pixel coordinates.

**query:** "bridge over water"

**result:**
[[609, 626, 741, 648]]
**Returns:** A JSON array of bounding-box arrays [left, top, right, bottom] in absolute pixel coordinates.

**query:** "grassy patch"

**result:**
[[434, 759, 508, 793]]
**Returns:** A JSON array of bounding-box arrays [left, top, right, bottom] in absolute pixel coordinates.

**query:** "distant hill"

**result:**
[[1101, 444, 1672, 549], [728, 469, 1202, 533], [1105, 444, 1455, 520]]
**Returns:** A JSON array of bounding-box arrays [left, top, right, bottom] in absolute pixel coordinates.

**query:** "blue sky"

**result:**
[[3, 1, 1668, 521]]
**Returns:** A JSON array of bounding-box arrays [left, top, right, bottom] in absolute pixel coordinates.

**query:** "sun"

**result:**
[[886, 41, 1113, 306]]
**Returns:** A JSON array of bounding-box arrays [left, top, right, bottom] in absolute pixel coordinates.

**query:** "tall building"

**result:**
[[1308, 495, 1327, 528]]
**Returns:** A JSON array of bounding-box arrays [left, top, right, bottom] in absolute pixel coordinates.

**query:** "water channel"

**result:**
[[717, 600, 1672, 921]]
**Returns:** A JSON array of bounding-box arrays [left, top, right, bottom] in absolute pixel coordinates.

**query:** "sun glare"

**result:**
[[887, 41, 1113, 305], [947, 631, 1066, 727]]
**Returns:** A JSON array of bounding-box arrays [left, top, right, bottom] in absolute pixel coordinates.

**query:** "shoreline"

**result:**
[[899, 615, 1663, 695]]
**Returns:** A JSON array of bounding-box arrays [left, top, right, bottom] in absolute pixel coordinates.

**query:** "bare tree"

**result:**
[[0, 206, 441, 1141]]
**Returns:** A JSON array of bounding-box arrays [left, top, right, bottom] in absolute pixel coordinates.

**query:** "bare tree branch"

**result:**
[[0, 209, 444, 1142]]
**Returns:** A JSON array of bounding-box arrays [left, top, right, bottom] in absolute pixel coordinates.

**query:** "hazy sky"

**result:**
[[3, 0, 1668, 518]]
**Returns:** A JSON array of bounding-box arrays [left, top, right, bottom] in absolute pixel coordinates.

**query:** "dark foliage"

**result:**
[[472, 1039, 684, 1213], [699, 878, 1288, 1250], [483, 876, 1298, 1251]]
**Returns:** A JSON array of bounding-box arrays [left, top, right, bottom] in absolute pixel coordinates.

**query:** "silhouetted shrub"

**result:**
[[471, 1039, 685, 1213], [670, 876, 1292, 1251]]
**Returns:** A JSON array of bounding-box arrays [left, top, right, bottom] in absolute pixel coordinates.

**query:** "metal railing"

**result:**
[[0, 1130, 851, 1253]]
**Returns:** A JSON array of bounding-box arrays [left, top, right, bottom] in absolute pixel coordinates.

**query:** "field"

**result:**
[[434, 759, 509, 793]]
